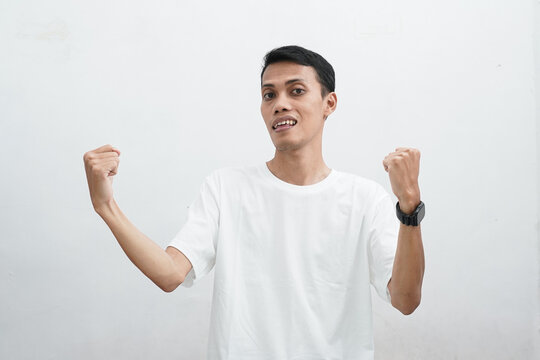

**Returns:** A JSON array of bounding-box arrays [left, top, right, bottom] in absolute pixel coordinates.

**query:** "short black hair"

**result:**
[[260, 45, 335, 98]]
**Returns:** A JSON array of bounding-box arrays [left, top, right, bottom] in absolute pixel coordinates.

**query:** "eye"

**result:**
[[292, 88, 305, 95], [263, 92, 274, 100]]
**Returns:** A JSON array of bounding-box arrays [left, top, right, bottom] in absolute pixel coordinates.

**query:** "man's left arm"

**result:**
[[382, 147, 425, 315]]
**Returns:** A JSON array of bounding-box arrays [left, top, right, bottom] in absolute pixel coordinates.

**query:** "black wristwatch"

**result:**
[[396, 201, 425, 226]]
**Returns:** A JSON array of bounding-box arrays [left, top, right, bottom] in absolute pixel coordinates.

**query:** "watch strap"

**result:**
[[396, 201, 425, 226]]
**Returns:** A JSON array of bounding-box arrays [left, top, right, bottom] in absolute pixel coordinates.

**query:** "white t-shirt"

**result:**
[[168, 163, 399, 360]]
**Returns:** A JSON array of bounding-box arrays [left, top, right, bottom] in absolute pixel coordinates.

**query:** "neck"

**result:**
[[266, 137, 331, 186]]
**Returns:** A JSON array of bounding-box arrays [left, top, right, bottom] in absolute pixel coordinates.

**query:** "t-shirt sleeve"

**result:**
[[167, 172, 220, 288], [367, 186, 399, 303]]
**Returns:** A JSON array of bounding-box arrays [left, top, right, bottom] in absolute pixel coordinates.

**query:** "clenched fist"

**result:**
[[83, 144, 121, 211], [383, 147, 421, 214]]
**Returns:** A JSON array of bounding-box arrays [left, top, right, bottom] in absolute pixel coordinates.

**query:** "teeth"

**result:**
[[273, 120, 297, 129]]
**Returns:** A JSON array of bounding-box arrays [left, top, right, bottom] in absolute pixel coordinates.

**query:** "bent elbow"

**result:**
[[157, 275, 184, 293], [160, 283, 177, 293], [398, 301, 420, 315], [391, 294, 421, 315]]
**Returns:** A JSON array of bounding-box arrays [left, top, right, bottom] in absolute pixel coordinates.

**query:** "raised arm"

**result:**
[[382, 147, 425, 315], [83, 144, 191, 292]]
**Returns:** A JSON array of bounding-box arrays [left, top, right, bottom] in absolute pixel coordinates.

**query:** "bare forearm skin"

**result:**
[[95, 199, 184, 292], [388, 223, 425, 315]]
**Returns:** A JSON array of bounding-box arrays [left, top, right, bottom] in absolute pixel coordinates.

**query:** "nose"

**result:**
[[273, 94, 292, 114]]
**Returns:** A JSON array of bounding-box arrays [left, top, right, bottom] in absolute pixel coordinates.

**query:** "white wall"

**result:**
[[1, 1, 538, 359], [534, 0, 540, 356]]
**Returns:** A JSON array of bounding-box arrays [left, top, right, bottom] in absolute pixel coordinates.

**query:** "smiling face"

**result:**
[[260, 61, 337, 152]]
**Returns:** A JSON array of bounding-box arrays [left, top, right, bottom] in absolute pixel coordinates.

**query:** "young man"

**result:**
[[83, 45, 425, 359]]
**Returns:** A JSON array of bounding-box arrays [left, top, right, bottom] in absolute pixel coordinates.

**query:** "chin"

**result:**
[[273, 141, 301, 152], [269, 132, 305, 151]]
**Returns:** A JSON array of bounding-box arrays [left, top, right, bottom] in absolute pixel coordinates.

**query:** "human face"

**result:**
[[260, 61, 337, 152]]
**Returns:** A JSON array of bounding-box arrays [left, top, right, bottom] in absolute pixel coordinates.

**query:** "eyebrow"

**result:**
[[261, 78, 306, 88]]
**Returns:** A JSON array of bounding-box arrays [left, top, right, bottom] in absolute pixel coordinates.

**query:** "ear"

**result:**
[[323, 92, 337, 120]]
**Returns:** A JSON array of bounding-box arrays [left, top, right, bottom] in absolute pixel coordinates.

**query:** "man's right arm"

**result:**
[[96, 199, 192, 292], [84, 144, 192, 292]]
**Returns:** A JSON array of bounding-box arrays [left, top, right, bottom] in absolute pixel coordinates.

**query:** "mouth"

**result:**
[[272, 119, 297, 132]]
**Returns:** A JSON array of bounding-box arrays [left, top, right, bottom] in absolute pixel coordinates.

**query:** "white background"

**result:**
[[1, 0, 538, 359]]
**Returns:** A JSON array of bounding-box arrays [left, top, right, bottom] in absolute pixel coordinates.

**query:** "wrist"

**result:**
[[397, 198, 421, 215], [94, 198, 118, 218], [397, 186, 420, 214], [396, 200, 425, 226]]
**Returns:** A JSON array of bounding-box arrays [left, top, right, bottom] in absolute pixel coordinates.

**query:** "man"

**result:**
[[83, 45, 425, 359]]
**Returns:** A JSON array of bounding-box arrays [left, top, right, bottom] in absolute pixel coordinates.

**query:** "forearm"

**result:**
[[388, 223, 425, 314], [95, 199, 183, 292]]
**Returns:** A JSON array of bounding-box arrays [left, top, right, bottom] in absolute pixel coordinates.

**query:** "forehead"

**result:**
[[261, 61, 318, 86]]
